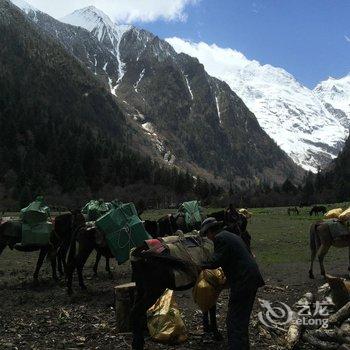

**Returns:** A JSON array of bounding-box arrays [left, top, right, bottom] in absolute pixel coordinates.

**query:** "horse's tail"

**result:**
[[309, 222, 320, 252]]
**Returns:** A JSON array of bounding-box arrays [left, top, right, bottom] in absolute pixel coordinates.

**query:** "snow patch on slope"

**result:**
[[166, 37, 348, 172], [61, 7, 132, 88], [11, 0, 38, 20], [215, 96, 222, 124], [184, 75, 193, 99], [134, 68, 145, 93], [314, 74, 350, 129]]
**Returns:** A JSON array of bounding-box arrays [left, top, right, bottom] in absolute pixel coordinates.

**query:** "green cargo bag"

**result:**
[[82, 200, 112, 221], [21, 222, 53, 246], [178, 201, 204, 229], [20, 196, 50, 225], [96, 203, 150, 264]]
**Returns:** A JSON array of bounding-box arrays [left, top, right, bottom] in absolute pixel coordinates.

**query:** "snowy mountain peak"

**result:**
[[11, 0, 37, 15], [314, 74, 350, 130], [167, 38, 348, 172], [61, 6, 132, 42], [61, 6, 114, 34]]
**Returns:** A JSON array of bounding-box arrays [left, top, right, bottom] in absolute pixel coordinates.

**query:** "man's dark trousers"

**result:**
[[226, 288, 257, 350]]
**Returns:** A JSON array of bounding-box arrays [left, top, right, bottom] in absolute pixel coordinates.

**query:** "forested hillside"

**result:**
[[0, 0, 221, 208]]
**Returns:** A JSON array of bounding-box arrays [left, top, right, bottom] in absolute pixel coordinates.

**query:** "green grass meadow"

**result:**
[[143, 203, 350, 266]]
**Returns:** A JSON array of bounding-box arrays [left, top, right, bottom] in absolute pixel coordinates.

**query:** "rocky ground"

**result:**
[[1, 247, 346, 350]]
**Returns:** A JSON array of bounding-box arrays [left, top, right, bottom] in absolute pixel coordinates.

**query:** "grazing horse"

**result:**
[[287, 207, 299, 216], [309, 206, 327, 216], [0, 212, 82, 282], [130, 248, 221, 350], [309, 221, 350, 279]]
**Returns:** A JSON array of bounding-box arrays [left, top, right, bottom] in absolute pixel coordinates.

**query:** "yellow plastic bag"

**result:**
[[193, 268, 226, 312], [325, 208, 343, 219], [339, 208, 350, 222], [147, 289, 187, 344], [239, 208, 253, 219]]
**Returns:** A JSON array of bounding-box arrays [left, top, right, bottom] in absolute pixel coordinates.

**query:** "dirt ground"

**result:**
[[1, 249, 347, 350], [1, 206, 349, 349]]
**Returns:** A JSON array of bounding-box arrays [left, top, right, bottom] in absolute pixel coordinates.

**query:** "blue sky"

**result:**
[[135, 0, 350, 88]]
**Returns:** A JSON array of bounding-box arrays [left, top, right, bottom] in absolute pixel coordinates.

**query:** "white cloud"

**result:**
[[166, 37, 255, 78], [345, 35, 350, 42], [23, 0, 199, 22]]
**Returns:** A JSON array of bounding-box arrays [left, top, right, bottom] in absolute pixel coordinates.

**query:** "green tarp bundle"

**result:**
[[96, 203, 150, 264], [82, 199, 115, 221], [22, 222, 53, 245], [20, 196, 50, 225], [178, 201, 204, 229], [20, 197, 52, 246]]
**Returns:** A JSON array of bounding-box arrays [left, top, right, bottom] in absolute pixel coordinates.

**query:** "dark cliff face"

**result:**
[[0, 0, 151, 195], [10, 2, 303, 185]]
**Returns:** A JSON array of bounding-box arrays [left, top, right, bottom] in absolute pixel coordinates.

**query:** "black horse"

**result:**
[[130, 248, 221, 350], [143, 214, 178, 238], [66, 224, 116, 294], [208, 210, 226, 222], [309, 205, 327, 216], [0, 211, 83, 282]]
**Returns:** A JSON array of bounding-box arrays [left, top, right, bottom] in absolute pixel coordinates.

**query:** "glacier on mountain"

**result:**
[[314, 74, 350, 130], [166, 38, 349, 172]]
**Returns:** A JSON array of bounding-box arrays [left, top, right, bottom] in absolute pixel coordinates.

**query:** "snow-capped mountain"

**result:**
[[314, 74, 350, 130], [62, 7, 132, 90], [9, 0, 303, 184], [166, 39, 349, 172]]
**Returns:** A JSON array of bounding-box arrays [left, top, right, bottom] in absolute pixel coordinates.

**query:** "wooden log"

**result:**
[[339, 345, 350, 350], [302, 331, 339, 350], [114, 282, 136, 333], [293, 292, 314, 308], [285, 312, 302, 349], [337, 324, 350, 345], [329, 301, 350, 325], [312, 328, 338, 342]]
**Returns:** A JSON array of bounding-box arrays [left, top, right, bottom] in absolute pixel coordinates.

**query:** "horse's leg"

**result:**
[[57, 247, 64, 276], [93, 251, 101, 276], [131, 289, 163, 350], [209, 304, 223, 341], [309, 247, 316, 279], [203, 311, 210, 332], [309, 224, 319, 279], [76, 246, 94, 290], [105, 258, 113, 278], [0, 241, 7, 256], [66, 258, 75, 295], [49, 249, 59, 282], [348, 243, 350, 273], [33, 247, 48, 282], [318, 244, 330, 277]]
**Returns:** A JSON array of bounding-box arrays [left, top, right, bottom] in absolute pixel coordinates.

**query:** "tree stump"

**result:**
[[114, 282, 136, 333]]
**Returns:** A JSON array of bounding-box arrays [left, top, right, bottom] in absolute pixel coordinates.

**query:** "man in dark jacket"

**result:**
[[201, 217, 265, 350]]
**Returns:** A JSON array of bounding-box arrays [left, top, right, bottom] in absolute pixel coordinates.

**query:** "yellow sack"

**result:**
[[193, 268, 226, 312], [239, 208, 252, 219], [339, 208, 350, 222], [325, 208, 343, 219], [147, 289, 187, 344]]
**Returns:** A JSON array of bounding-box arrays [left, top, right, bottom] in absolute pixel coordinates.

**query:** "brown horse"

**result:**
[[0, 212, 83, 282], [309, 221, 350, 279]]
